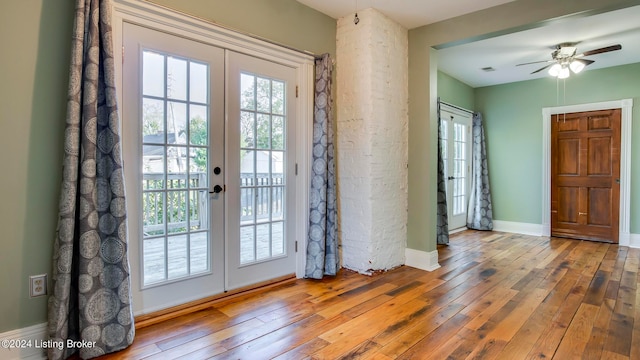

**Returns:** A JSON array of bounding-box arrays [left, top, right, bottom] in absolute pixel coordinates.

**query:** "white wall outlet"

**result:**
[[30, 274, 47, 297]]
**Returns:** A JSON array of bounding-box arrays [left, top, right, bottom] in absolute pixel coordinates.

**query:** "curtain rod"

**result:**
[[438, 99, 475, 115]]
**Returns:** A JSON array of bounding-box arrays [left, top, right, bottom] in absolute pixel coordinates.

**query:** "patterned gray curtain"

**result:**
[[305, 54, 338, 279], [436, 100, 450, 244], [467, 112, 494, 230], [48, 1, 135, 359]]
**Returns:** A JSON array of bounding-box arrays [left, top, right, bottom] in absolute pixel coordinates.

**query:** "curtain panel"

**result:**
[[436, 100, 450, 244], [305, 54, 339, 279], [467, 112, 494, 230], [48, 1, 135, 358]]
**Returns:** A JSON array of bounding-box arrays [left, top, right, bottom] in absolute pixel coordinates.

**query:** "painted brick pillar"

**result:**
[[336, 8, 408, 274]]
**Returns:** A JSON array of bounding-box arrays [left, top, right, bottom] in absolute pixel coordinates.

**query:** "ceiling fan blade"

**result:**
[[516, 59, 554, 66], [531, 64, 553, 74], [577, 44, 622, 57], [582, 59, 595, 66]]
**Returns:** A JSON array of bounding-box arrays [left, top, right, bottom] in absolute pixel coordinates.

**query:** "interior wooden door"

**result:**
[[551, 109, 621, 243]]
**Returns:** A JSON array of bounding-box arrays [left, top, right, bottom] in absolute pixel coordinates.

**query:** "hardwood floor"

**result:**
[[99, 230, 640, 359]]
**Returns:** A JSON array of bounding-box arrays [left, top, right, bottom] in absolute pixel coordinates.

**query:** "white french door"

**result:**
[[440, 107, 472, 231], [122, 23, 297, 312], [226, 52, 297, 290]]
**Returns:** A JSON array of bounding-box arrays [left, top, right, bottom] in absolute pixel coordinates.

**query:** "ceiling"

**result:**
[[295, 0, 516, 30], [297, 1, 640, 87]]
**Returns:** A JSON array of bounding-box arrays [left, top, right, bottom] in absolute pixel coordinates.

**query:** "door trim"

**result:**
[[542, 99, 633, 245]]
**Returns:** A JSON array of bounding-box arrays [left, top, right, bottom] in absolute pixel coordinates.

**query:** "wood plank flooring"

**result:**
[[98, 230, 640, 359]]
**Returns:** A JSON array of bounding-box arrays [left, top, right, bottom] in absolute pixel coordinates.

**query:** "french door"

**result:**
[[439, 107, 472, 231], [122, 23, 297, 312]]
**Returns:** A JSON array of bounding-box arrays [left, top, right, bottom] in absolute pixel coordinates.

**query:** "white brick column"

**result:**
[[336, 8, 408, 274]]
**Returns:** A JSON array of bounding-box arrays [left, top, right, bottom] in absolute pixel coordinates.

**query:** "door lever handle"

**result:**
[[209, 185, 223, 194], [615, 178, 620, 184]]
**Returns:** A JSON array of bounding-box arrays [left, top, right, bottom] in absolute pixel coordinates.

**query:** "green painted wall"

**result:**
[[0, 0, 74, 334], [438, 71, 474, 110], [475, 62, 640, 232], [0, 0, 334, 333], [148, 0, 336, 57]]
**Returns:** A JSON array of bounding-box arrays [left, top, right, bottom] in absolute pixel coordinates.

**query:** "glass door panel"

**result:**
[[226, 51, 296, 290], [122, 23, 224, 312]]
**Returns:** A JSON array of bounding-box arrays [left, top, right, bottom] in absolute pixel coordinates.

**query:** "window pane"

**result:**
[[166, 191, 187, 234], [256, 77, 271, 113], [167, 146, 188, 186], [142, 98, 164, 142], [256, 223, 270, 260], [143, 238, 165, 284], [256, 187, 270, 222], [272, 187, 284, 221], [272, 116, 284, 150], [190, 105, 208, 146], [190, 61, 208, 104], [189, 148, 207, 188], [240, 150, 255, 186], [241, 74, 255, 110], [189, 190, 207, 231], [272, 81, 284, 115], [240, 226, 255, 264], [241, 187, 254, 225], [143, 51, 164, 97], [190, 232, 208, 273], [167, 235, 188, 279], [142, 192, 164, 237], [143, 145, 165, 183], [256, 114, 270, 149], [272, 151, 284, 185], [272, 222, 284, 256], [241, 111, 255, 149], [167, 57, 187, 101], [167, 102, 187, 144]]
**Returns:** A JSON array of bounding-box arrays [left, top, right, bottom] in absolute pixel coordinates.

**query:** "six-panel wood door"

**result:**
[[551, 109, 621, 243]]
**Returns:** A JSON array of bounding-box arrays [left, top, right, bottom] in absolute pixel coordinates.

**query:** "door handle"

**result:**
[[210, 185, 223, 194], [615, 178, 620, 184], [447, 176, 455, 180]]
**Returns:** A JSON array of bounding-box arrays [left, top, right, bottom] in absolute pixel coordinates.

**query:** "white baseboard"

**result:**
[[405, 248, 440, 271], [492, 220, 543, 236], [0, 323, 47, 360], [628, 233, 640, 249]]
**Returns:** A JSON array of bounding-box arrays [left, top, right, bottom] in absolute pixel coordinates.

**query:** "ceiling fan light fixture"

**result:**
[[558, 66, 570, 79], [570, 59, 586, 74], [548, 63, 562, 77]]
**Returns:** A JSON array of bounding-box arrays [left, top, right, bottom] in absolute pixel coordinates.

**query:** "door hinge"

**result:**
[[295, 163, 298, 175], [295, 241, 298, 252], [122, 46, 124, 64], [296, 85, 299, 98]]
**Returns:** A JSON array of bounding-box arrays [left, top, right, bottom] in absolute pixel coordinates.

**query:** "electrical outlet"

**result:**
[[30, 274, 47, 297]]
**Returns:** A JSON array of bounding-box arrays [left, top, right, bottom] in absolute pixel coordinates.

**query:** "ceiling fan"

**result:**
[[516, 43, 622, 78]]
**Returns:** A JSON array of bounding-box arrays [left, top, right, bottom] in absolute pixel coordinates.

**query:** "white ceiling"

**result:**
[[297, 1, 640, 87], [438, 5, 640, 87], [295, 0, 516, 30]]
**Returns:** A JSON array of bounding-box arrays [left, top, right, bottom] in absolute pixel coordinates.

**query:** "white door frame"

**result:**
[[541, 99, 633, 245], [112, 0, 314, 315]]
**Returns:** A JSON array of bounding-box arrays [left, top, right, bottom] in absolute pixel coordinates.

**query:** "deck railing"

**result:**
[[142, 172, 283, 235]]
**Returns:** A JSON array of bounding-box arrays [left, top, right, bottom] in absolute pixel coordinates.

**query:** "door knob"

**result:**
[[210, 185, 223, 194], [615, 178, 620, 184], [214, 167, 221, 175]]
